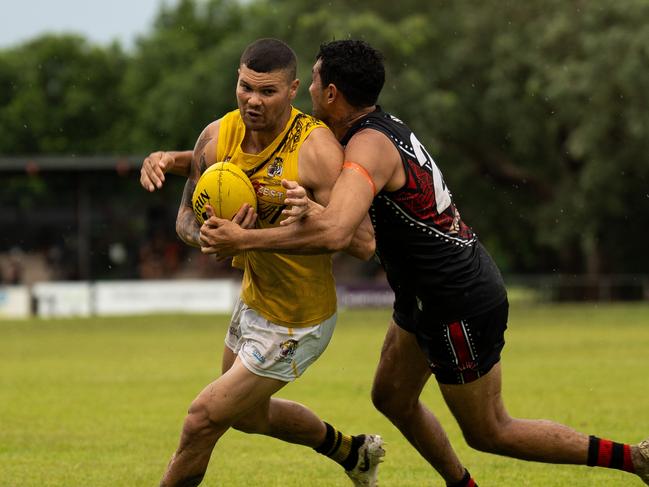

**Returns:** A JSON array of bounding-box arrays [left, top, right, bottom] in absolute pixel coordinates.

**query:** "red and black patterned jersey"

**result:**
[[341, 107, 507, 321]]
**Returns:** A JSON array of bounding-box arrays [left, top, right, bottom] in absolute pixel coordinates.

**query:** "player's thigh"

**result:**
[[221, 344, 237, 374], [439, 361, 508, 437], [373, 320, 431, 403], [194, 357, 287, 425]]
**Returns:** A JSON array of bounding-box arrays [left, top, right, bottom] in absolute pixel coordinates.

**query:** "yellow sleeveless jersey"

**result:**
[[216, 107, 336, 327]]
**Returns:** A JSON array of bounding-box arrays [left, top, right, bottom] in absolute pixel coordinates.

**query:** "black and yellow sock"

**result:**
[[314, 422, 365, 470]]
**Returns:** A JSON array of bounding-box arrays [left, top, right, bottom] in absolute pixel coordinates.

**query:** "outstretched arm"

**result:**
[[140, 150, 193, 192], [198, 128, 401, 257]]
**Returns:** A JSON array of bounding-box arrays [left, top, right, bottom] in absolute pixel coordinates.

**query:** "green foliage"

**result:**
[[0, 35, 128, 153], [1, 0, 647, 274], [121, 0, 248, 151]]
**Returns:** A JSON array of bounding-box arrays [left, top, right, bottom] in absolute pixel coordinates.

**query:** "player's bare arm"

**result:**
[[175, 122, 219, 246], [279, 178, 376, 260], [197, 128, 400, 257], [294, 127, 400, 251], [140, 150, 192, 192], [139, 119, 221, 192], [293, 126, 376, 259]]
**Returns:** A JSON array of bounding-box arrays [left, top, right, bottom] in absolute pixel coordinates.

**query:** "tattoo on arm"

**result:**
[[176, 125, 213, 247], [195, 130, 213, 159], [176, 160, 201, 247]]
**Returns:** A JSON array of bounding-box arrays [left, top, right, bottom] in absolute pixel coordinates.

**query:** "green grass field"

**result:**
[[1, 303, 648, 486]]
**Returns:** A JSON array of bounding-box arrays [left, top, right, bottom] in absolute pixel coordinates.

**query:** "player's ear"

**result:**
[[326, 83, 337, 103], [289, 78, 299, 100]]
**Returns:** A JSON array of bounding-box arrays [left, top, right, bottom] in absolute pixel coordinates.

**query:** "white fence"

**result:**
[[0, 285, 31, 318], [2, 275, 648, 319], [2, 279, 240, 319], [2, 279, 396, 319]]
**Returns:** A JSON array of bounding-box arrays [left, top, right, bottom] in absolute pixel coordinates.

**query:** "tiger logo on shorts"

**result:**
[[278, 339, 298, 360]]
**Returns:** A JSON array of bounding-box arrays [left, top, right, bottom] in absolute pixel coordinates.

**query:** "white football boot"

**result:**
[[345, 434, 385, 487], [635, 438, 649, 485]]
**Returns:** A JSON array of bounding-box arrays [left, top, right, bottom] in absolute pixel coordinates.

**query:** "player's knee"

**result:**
[[463, 429, 495, 452], [462, 423, 507, 454], [183, 404, 211, 437], [183, 399, 227, 439], [371, 382, 393, 415], [371, 382, 414, 420]]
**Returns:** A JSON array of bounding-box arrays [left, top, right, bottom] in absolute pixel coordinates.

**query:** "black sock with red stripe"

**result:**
[[587, 435, 635, 472], [447, 469, 478, 487]]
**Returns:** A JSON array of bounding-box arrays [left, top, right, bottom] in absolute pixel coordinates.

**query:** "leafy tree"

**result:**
[[121, 0, 248, 151], [0, 35, 128, 154]]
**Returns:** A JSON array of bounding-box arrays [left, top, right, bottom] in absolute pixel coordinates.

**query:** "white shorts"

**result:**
[[225, 298, 337, 382]]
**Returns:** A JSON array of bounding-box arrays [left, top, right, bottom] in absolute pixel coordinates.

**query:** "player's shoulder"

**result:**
[[344, 125, 400, 176], [297, 123, 343, 187], [347, 109, 408, 154], [353, 109, 408, 137], [193, 116, 225, 160], [302, 112, 327, 130], [300, 124, 342, 162], [348, 126, 392, 150], [203, 119, 221, 135], [293, 107, 325, 126], [195, 119, 218, 142]]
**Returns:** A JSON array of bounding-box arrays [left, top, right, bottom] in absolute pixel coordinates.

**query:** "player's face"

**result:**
[[236, 64, 298, 133], [309, 59, 330, 124]]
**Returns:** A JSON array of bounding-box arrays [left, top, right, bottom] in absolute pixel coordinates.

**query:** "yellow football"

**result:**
[[192, 162, 257, 224]]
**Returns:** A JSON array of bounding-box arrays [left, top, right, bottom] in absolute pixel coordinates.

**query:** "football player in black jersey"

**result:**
[[143, 40, 649, 487]]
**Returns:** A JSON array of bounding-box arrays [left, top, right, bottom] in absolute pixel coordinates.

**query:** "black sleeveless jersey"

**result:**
[[341, 108, 507, 322]]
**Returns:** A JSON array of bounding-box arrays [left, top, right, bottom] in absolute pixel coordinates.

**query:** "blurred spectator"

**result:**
[[138, 231, 183, 279], [2, 248, 24, 285]]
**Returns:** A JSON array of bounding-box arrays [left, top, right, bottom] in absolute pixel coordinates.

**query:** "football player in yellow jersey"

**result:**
[[145, 39, 384, 487]]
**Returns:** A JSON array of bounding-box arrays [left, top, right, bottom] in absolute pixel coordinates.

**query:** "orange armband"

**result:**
[[343, 161, 377, 196]]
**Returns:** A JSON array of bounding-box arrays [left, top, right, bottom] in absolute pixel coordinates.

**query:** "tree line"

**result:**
[[2, 0, 648, 275]]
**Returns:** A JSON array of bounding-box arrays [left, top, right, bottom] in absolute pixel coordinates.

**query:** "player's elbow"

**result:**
[[356, 237, 376, 261], [175, 219, 186, 243], [176, 218, 199, 248], [323, 224, 354, 253], [340, 234, 375, 261]]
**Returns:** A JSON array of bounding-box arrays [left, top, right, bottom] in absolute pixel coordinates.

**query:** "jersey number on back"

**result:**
[[410, 133, 451, 213]]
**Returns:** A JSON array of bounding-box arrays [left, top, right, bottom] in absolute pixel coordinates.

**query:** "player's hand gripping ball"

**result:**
[[192, 162, 257, 224]]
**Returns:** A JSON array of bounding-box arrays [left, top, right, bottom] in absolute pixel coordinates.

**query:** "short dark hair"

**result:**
[[316, 40, 385, 108], [240, 38, 297, 80]]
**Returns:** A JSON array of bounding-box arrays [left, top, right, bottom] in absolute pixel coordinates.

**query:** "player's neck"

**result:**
[[330, 106, 375, 141]]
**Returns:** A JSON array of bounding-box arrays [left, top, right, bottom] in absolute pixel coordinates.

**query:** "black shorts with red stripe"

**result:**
[[393, 298, 509, 385]]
